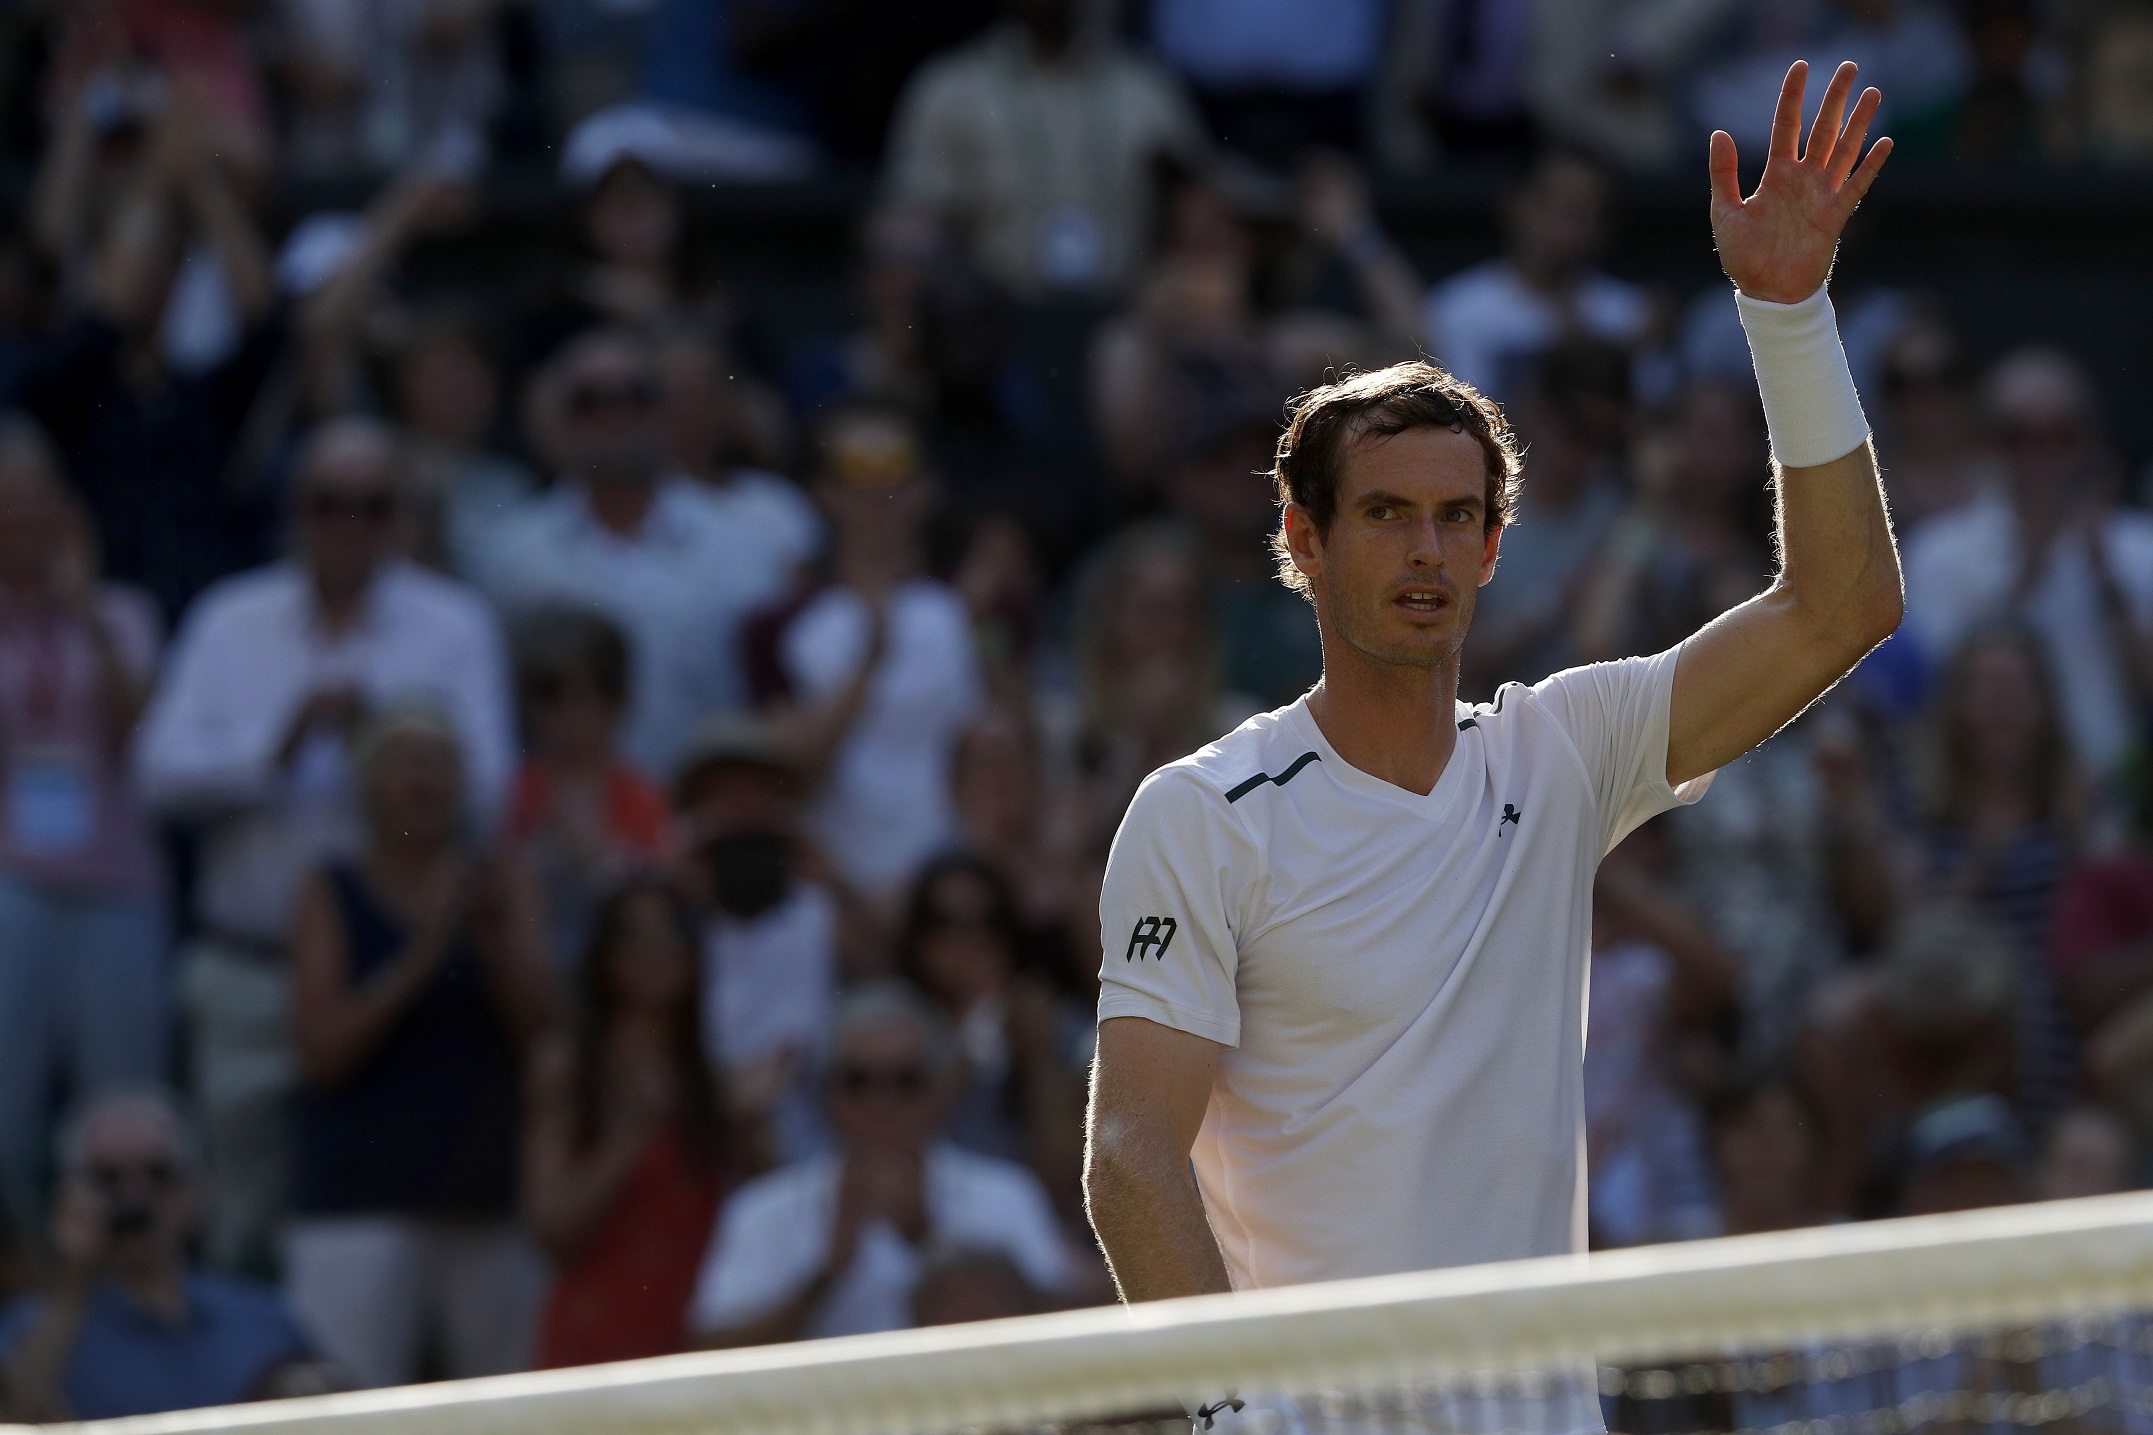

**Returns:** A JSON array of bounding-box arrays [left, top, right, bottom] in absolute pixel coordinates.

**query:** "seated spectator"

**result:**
[[1527, 0, 1743, 173], [1067, 521, 1252, 844], [1148, 0, 1387, 166], [1894, 1093, 2027, 1216], [753, 408, 984, 901], [1706, 1070, 1831, 1236], [1799, 906, 2019, 1217], [475, 330, 815, 778], [1370, 0, 1536, 172], [676, 716, 841, 1163], [508, 607, 673, 973], [0, 417, 166, 1229], [1089, 160, 1411, 487], [1953, 0, 2052, 164], [135, 416, 514, 1276], [391, 312, 537, 580], [5, 80, 278, 624], [689, 981, 1070, 1345], [949, 706, 1081, 937], [1421, 152, 1648, 402], [881, 0, 1209, 298], [0, 1091, 318, 1421], [897, 856, 1084, 1216], [911, 1245, 1036, 1327], [655, 321, 793, 498], [1874, 315, 1995, 532], [270, 0, 504, 182], [527, 878, 731, 1367], [1462, 336, 1629, 696], [2034, 1104, 2133, 1200], [284, 706, 557, 1387], [1902, 348, 2153, 786], [2051, 826, 2153, 1053]]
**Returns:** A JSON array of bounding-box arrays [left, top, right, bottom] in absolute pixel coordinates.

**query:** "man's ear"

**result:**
[[1479, 522, 1503, 587], [1283, 502, 1323, 583]]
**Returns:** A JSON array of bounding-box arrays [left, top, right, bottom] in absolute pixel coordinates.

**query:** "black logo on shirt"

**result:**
[[1125, 916, 1178, 961], [1500, 803, 1522, 828]]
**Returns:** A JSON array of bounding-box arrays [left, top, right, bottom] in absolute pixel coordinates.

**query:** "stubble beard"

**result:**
[[1319, 572, 1474, 674]]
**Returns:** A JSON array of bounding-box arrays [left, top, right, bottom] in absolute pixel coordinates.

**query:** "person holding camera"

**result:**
[[0, 1090, 319, 1421]]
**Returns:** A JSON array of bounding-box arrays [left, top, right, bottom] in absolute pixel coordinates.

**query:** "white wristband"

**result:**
[[1734, 285, 1870, 469]]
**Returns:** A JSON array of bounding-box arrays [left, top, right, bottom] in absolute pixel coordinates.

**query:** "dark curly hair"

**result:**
[[1269, 362, 1523, 598]]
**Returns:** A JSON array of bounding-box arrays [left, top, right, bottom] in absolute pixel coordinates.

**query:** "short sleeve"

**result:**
[[1529, 646, 1713, 857], [687, 1169, 830, 1334], [1096, 767, 1252, 1048]]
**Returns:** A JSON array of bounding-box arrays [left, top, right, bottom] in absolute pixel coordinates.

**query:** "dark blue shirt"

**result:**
[[0, 1273, 310, 1419]]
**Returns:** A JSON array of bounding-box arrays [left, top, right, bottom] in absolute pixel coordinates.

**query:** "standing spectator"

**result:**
[[882, 0, 1209, 298], [0, 1091, 318, 1422], [391, 312, 536, 579], [284, 706, 556, 1387], [655, 322, 794, 501], [1147, 0, 1387, 166], [135, 417, 514, 1276], [4, 82, 279, 624], [526, 878, 730, 1367], [0, 417, 166, 1229], [1371, 0, 1540, 171], [271, 0, 505, 182], [1421, 151, 1648, 402], [949, 707, 1079, 936], [756, 408, 984, 901], [689, 981, 1070, 1345], [507, 607, 673, 974], [1902, 348, 2153, 785], [475, 330, 814, 778], [896, 856, 1085, 1215], [1529, 0, 1744, 173], [1873, 315, 1995, 532]]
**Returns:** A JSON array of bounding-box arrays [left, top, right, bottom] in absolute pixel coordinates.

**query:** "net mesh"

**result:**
[[34, 1192, 2153, 1435]]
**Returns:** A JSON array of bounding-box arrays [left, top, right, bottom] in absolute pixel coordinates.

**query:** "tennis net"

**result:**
[[32, 1191, 2153, 1435]]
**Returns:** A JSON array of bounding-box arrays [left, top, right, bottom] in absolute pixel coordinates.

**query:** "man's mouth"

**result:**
[[1393, 587, 1451, 616]]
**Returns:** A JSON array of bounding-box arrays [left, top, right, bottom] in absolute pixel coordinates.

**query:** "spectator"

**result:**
[[1372, 0, 1536, 172], [507, 607, 673, 973], [284, 705, 557, 1387], [896, 856, 1085, 1214], [475, 329, 813, 778], [1707, 1070, 1831, 1236], [755, 408, 984, 901], [2034, 1104, 2133, 1200], [135, 416, 514, 1275], [1953, 0, 2054, 165], [689, 981, 1070, 1344], [2077, 11, 2153, 165], [949, 706, 1080, 935], [1873, 315, 1995, 532], [527, 878, 731, 1367], [676, 716, 841, 1164], [910, 1245, 1036, 1326], [0, 1090, 319, 1421], [1089, 159, 1414, 488], [1902, 347, 2153, 785], [1894, 1092, 2027, 1215], [1067, 521, 1251, 843], [1147, 0, 1387, 167], [391, 311, 536, 579], [882, 0, 1210, 298], [0, 417, 166, 1229], [271, 0, 504, 183], [5, 80, 278, 624], [2050, 824, 2153, 1055], [1529, 0, 1744, 173], [1799, 906, 2019, 1217], [655, 321, 793, 498], [1462, 336, 1629, 696], [1421, 151, 1649, 402]]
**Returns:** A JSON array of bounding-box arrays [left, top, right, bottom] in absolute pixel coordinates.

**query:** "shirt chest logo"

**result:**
[[1500, 803, 1522, 831]]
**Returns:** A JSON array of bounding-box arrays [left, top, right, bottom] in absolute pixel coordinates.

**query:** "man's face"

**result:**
[[1995, 395, 2091, 510], [826, 1021, 945, 1152], [555, 346, 666, 485], [1285, 426, 1502, 673], [71, 1108, 195, 1273], [296, 440, 399, 595], [1509, 161, 1606, 277]]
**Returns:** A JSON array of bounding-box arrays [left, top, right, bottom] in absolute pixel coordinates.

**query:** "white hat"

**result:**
[[559, 103, 817, 189]]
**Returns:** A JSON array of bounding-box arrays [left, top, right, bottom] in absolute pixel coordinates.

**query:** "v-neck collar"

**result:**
[[1282, 695, 1479, 819]]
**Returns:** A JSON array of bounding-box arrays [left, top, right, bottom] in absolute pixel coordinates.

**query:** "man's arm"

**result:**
[[1666, 60, 1902, 787], [1084, 1015, 1231, 1302]]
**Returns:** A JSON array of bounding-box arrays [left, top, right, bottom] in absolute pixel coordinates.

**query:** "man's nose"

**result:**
[[1404, 514, 1445, 568]]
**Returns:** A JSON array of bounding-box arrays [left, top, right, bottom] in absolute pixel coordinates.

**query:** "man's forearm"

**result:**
[[1085, 1136, 1232, 1302]]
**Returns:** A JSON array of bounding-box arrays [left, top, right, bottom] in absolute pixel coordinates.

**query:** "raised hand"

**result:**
[[1709, 60, 1892, 305]]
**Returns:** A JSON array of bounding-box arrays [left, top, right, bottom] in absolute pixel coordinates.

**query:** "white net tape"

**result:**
[[28, 1191, 2153, 1435]]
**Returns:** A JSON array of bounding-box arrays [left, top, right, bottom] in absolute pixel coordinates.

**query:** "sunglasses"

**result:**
[[834, 1064, 932, 1098], [85, 1158, 180, 1192], [566, 378, 660, 417], [304, 491, 395, 523]]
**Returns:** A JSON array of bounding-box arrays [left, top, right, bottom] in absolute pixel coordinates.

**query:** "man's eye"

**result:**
[[1444, 507, 1474, 524], [1368, 506, 1395, 520]]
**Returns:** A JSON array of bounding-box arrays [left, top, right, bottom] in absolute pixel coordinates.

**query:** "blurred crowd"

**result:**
[[0, 0, 2150, 1419]]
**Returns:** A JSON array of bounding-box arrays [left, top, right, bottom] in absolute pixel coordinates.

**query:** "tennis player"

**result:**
[[1085, 58, 1899, 1415]]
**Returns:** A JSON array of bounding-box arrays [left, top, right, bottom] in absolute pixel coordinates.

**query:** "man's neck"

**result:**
[[586, 476, 659, 538], [1304, 641, 1462, 797], [112, 1263, 190, 1325], [310, 571, 375, 636]]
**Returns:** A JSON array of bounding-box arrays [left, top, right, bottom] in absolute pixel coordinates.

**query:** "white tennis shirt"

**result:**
[[1098, 647, 1712, 1291]]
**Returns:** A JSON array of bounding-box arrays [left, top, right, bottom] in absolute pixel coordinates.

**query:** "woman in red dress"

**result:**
[[525, 877, 733, 1366]]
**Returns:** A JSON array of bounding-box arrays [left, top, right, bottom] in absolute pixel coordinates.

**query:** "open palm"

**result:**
[[1710, 60, 1893, 305]]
